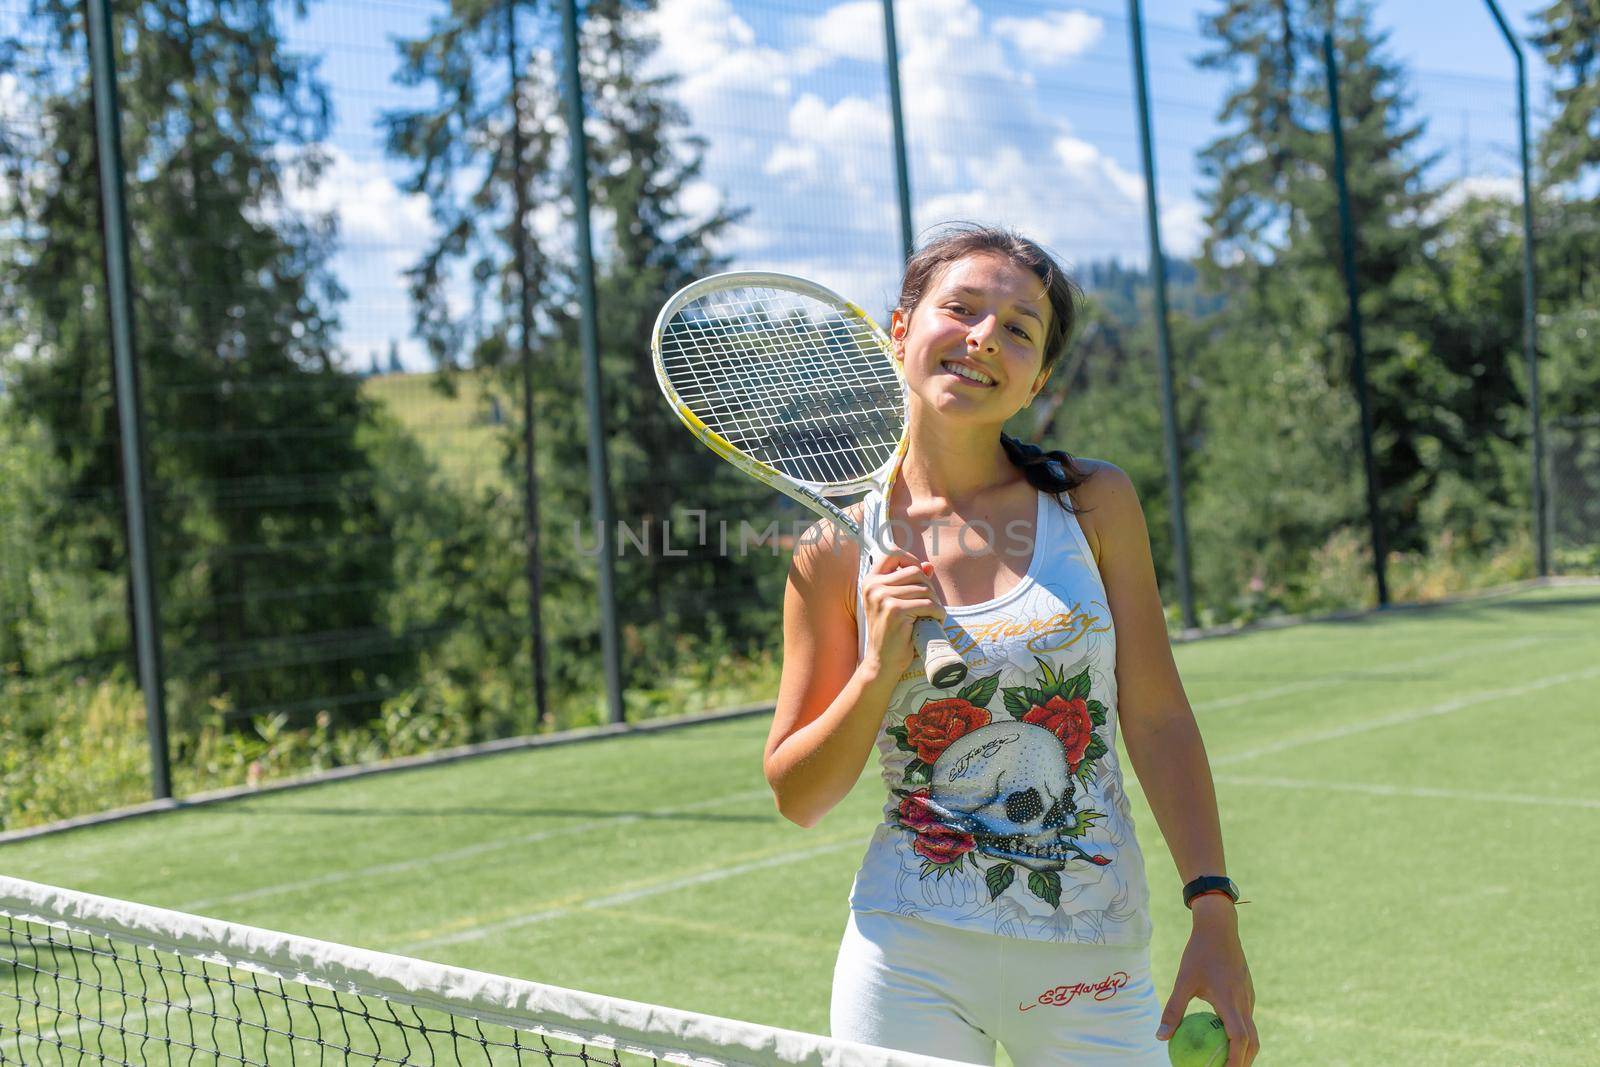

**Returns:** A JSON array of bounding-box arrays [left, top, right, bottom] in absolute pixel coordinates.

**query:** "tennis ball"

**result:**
[[1167, 1011, 1229, 1067]]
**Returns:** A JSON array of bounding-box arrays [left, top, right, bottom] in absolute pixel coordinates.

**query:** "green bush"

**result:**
[[0, 673, 151, 829], [0, 638, 783, 833]]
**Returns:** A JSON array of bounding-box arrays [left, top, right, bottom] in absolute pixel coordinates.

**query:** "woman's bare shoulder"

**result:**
[[1063, 458, 1140, 565], [789, 505, 864, 617]]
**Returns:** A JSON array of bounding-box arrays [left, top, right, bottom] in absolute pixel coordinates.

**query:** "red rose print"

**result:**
[[912, 824, 976, 864], [903, 699, 990, 764], [897, 789, 940, 832], [1088, 854, 1112, 866], [897, 790, 974, 864], [1023, 695, 1094, 770]]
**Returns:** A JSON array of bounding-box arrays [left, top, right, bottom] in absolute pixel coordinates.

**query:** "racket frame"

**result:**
[[651, 270, 968, 689]]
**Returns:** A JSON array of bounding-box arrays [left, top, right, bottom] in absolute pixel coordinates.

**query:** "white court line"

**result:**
[[180, 787, 775, 913], [402, 839, 860, 951], [1191, 636, 1540, 712], [402, 653, 1596, 953], [185, 637, 1554, 931], [185, 636, 1525, 913], [1215, 774, 1600, 810], [1214, 663, 1600, 767]]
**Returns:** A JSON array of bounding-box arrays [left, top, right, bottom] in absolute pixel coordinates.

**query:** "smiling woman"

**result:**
[[762, 226, 1260, 1066]]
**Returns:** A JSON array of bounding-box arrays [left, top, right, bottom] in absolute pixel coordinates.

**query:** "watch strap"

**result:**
[[1182, 875, 1239, 908]]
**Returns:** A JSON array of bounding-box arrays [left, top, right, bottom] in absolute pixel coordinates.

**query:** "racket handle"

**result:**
[[914, 617, 967, 689]]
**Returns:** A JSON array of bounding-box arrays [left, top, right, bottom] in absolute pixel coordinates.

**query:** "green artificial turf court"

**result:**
[[3, 582, 1596, 1065]]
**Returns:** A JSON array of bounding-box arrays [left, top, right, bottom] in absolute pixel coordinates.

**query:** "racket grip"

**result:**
[[914, 618, 967, 689]]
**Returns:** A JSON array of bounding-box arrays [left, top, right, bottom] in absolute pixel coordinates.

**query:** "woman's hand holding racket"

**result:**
[[858, 551, 945, 681]]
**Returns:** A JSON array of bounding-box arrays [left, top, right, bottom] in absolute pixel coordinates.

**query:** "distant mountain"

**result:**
[[1079, 257, 1220, 325]]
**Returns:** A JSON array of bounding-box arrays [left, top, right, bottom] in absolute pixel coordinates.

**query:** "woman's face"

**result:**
[[891, 252, 1053, 424]]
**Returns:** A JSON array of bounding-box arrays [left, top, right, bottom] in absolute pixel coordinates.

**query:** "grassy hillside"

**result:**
[[361, 370, 512, 496]]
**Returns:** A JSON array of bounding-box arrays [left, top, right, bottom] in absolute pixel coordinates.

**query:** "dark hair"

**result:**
[[895, 224, 1090, 510]]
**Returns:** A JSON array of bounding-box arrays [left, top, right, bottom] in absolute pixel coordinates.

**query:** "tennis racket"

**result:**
[[652, 271, 968, 690]]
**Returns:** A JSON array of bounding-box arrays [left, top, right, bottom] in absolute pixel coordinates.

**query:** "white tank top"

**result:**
[[848, 487, 1153, 945]]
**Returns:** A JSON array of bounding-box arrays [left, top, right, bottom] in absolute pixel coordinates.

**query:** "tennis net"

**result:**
[[0, 876, 966, 1066]]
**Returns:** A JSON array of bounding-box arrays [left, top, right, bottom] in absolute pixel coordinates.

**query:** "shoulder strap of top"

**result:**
[[1052, 493, 1106, 589]]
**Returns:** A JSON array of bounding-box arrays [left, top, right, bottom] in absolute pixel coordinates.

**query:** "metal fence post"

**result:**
[[881, 0, 914, 261], [1126, 0, 1197, 630], [560, 0, 625, 724], [1322, 26, 1390, 607], [1481, 0, 1548, 576], [507, 0, 550, 721], [86, 0, 171, 797]]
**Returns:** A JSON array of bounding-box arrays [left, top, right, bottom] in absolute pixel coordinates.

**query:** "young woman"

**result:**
[[763, 228, 1258, 1066]]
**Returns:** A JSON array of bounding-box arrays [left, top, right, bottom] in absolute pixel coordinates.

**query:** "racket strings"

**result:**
[[667, 320, 893, 460], [666, 300, 896, 415], [667, 327, 897, 484], [659, 287, 905, 487]]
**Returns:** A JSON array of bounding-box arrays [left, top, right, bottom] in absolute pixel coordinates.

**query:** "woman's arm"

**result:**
[[1079, 462, 1259, 1067], [762, 520, 936, 828], [1085, 463, 1225, 883]]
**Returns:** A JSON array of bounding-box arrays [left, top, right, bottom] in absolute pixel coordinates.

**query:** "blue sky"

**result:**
[[270, 0, 1554, 371]]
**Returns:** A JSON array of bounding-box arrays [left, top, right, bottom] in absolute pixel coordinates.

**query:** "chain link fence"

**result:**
[[1, 0, 1587, 830]]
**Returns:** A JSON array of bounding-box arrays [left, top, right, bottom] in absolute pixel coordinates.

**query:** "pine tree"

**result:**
[[1194, 0, 1319, 274], [1533, 0, 1600, 191], [1186, 0, 1501, 612], [385, 0, 566, 713], [564, 0, 767, 680], [1532, 0, 1600, 308], [1530, 0, 1600, 564], [386, 0, 758, 713], [1188, 0, 1363, 612], [0, 0, 412, 724]]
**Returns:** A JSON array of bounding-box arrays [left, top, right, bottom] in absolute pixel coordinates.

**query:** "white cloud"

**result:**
[[920, 142, 1102, 260], [993, 10, 1105, 66], [788, 94, 892, 156], [644, 0, 904, 285], [802, 0, 882, 65], [1159, 197, 1205, 257], [895, 0, 1011, 134], [1423, 175, 1522, 231], [272, 143, 461, 370], [676, 179, 724, 229], [644, 0, 792, 118], [890, 1, 1157, 263], [644, 0, 1166, 294], [643, 0, 756, 72], [1447, 174, 1520, 203], [280, 143, 433, 272], [764, 142, 819, 181], [1053, 136, 1144, 202], [0, 74, 52, 211], [643, 0, 800, 263], [0, 94, 19, 209], [765, 94, 899, 242], [1054, 136, 1100, 171]]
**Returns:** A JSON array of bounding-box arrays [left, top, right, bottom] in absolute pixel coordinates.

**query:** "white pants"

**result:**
[[830, 909, 1168, 1067]]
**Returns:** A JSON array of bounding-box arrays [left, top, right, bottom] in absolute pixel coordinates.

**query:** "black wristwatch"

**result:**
[[1182, 875, 1240, 908]]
